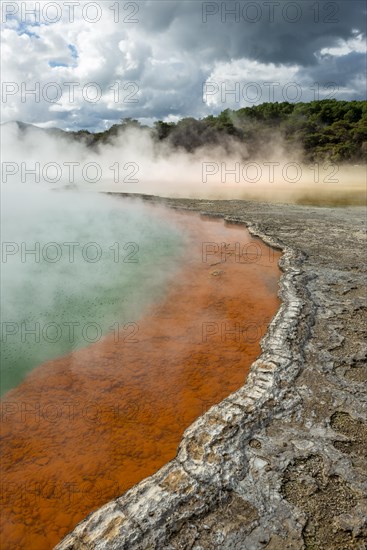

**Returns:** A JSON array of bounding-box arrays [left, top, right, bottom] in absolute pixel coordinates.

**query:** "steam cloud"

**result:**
[[1, 121, 365, 205]]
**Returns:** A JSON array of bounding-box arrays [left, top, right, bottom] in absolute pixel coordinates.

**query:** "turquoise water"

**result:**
[[1, 188, 185, 395]]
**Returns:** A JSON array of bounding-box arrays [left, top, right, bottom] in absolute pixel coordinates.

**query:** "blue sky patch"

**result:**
[[48, 61, 68, 68], [68, 44, 78, 59], [16, 21, 40, 38]]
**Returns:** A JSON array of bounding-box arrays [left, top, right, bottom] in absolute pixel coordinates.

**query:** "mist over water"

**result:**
[[2, 121, 366, 205], [1, 116, 365, 390], [1, 185, 186, 395]]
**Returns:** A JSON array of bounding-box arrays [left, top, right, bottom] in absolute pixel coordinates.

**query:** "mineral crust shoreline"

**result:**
[[56, 196, 367, 550]]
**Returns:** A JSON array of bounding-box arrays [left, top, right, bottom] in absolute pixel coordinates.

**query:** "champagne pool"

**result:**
[[1, 188, 281, 550], [1, 187, 186, 395]]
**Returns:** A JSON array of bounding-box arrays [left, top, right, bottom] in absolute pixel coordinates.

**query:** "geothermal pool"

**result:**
[[1, 189, 187, 395], [1, 192, 281, 550]]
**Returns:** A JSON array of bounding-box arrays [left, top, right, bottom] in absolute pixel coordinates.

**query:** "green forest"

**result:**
[[70, 99, 366, 163]]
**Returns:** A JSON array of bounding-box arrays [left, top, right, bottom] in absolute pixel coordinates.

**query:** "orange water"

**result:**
[[1, 210, 281, 549]]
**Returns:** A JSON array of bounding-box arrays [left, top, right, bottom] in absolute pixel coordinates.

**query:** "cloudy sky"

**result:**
[[1, 0, 366, 130]]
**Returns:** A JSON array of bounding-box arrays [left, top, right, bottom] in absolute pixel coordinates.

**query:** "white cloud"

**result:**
[[320, 33, 366, 56], [1, 1, 366, 129], [204, 59, 300, 108]]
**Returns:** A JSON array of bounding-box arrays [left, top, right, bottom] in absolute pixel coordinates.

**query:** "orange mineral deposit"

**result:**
[[1, 209, 281, 550]]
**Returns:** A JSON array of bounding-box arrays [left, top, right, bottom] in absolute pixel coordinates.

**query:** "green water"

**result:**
[[1, 189, 185, 395]]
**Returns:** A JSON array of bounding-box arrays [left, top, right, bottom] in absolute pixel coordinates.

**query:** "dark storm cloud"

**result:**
[[304, 51, 366, 87], [1, 0, 365, 129], [138, 0, 366, 66]]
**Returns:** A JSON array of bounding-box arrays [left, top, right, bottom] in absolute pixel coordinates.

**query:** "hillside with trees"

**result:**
[[15, 100, 367, 163], [159, 100, 367, 162]]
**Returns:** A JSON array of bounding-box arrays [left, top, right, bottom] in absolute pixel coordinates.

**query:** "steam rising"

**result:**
[[2, 121, 366, 205], [1, 184, 186, 395], [1, 117, 365, 390]]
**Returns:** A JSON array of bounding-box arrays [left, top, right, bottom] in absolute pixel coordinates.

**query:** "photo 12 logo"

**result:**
[[202, 240, 276, 266], [0, 477, 123, 508], [1, 241, 140, 263], [1, 321, 139, 345], [201, 319, 271, 343], [1, 161, 140, 185], [201, 2, 340, 24], [202, 161, 339, 185], [1, 81, 140, 105], [1, 2, 140, 24], [203, 81, 339, 105], [1, 399, 140, 426]]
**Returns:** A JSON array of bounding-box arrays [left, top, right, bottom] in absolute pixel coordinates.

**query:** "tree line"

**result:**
[[71, 99, 367, 162]]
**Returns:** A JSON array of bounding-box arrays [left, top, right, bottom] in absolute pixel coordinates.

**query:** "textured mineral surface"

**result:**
[[56, 197, 367, 550]]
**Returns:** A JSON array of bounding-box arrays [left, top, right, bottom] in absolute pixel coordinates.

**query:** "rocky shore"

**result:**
[[57, 196, 367, 550]]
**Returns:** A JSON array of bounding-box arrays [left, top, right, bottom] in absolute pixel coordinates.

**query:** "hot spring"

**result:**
[[1, 187, 186, 395], [1, 187, 281, 550]]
